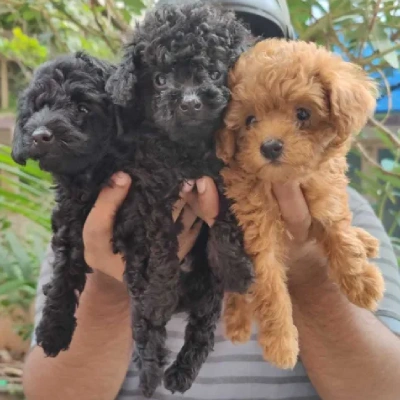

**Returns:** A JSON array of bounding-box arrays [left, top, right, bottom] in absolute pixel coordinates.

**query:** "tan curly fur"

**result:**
[[217, 39, 385, 369]]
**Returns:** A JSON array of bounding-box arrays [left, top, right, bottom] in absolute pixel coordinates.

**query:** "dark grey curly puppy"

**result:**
[[11, 52, 128, 356], [106, 0, 255, 395]]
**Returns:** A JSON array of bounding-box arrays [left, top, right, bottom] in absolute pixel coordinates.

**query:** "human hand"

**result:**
[[272, 182, 329, 291], [83, 173, 219, 282]]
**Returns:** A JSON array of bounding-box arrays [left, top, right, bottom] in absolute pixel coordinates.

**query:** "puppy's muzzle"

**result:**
[[30, 126, 54, 158], [260, 139, 283, 161], [32, 126, 54, 145], [179, 95, 202, 115]]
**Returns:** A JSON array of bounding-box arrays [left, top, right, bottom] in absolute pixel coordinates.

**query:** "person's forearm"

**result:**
[[291, 275, 400, 400], [24, 271, 133, 400]]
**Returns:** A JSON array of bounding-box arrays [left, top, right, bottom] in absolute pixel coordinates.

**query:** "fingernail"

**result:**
[[182, 180, 195, 193], [112, 172, 129, 186], [197, 178, 207, 194]]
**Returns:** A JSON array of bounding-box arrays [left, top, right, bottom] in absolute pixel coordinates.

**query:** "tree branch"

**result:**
[[90, 4, 118, 52], [368, 116, 400, 148], [355, 141, 400, 178], [362, 42, 400, 65], [357, 0, 382, 58]]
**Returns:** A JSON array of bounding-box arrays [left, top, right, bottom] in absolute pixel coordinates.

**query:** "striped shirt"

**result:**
[[32, 187, 400, 400]]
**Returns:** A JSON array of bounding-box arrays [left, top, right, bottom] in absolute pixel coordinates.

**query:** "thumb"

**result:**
[[83, 172, 131, 241], [272, 182, 311, 243], [185, 177, 219, 227]]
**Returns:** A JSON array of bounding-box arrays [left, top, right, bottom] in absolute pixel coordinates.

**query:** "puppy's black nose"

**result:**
[[260, 139, 283, 161], [32, 127, 54, 145], [179, 98, 202, 113]]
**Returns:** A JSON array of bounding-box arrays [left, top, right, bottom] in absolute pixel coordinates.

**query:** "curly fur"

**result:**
[[216, 39, 385, 369], [106, 2, 256, 396], [11, 3, 254, 399], [11, 52, 125, 356]]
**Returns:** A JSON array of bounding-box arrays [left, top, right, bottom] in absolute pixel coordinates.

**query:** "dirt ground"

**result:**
[[0, 308, 32, 399]]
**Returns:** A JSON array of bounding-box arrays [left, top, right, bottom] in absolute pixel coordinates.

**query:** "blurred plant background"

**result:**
[[0, 0, 399, 397]]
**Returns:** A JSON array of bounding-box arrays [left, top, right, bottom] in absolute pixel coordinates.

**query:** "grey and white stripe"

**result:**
[[31, 187, 400, 399]]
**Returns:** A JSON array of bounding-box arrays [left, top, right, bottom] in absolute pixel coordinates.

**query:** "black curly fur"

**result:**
[[12, 52, 121, 356], [107, 1, 255, 396]]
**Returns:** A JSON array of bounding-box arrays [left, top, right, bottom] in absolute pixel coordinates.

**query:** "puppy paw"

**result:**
[[340, 263, 385, 311], [163, 363, 194, 394], [139, 367, 163, 398], [258, 326, 299, 370], [36, 315, 76, 357], [224, 320, 252, 343], [354, 228, 379, 259], [223, 295, 252, 343]]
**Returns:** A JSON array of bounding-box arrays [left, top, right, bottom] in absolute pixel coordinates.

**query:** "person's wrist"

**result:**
[[289, 267, 339, 312], [82, 269, 130, 312], [286, 240, 329, 288]]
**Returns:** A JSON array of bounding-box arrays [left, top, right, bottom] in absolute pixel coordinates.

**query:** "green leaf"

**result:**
[[0, 280, 25, 297], [123, 0, 146, 15], [375, 173, 400, 189], [22, 9, 39, 21], [370, 24, 399, 69]]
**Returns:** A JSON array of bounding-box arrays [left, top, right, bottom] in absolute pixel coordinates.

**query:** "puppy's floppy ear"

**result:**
[[319, 59, 378, 142], [11, 91, 29, 165], [11, 121, 26, 165], [105, 44, 137, 107], [216, 127, 236, 164]]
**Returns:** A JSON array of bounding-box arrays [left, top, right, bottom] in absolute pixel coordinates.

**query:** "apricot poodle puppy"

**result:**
[[216, 39, 385, 369]]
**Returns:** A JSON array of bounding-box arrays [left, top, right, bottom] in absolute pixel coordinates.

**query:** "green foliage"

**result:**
[[0, 27, 47, 69], [0, 145, 53, 231], [0, 0, 149, 90], [288, 0, 400, 69], [0, 145, 52, 336], [0, 217, 48, 311]]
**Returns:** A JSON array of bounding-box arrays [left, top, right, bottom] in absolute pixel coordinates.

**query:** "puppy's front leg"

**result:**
[[223, 292, 253, 343], [164, 231, 223, 393], [36, 208, 89, 357], [137, 216, 181, 397], [323, 224, 384, 310], [251, 249, 299, 369], [305, 181, 384, 311], [208, 206, 254, 293]]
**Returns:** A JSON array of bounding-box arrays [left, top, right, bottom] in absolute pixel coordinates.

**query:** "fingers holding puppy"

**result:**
[[184, 177, 219, 227], [83, 175, 219, 282], [83, 172, 131, 281], [272, 182, 311, 243]]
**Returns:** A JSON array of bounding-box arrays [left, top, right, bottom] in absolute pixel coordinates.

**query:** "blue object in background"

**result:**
[[333, 43, 400, 113]]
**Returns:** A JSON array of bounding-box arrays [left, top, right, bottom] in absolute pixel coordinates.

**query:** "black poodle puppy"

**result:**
[[11, 52, 125, 356], [11, 52, 138, 357], [106, 0, 255, 395]]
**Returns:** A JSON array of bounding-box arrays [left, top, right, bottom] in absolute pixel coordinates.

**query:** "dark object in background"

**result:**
[[157, 0, 295, 39]]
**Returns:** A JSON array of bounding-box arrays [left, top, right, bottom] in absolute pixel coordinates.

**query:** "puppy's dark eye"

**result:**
[[210, 71, 221, 80], [245, 116, 257, 128], [78, 104, 89, 114], [296, 108, 311, 122], [154, 73, 167, 87]]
